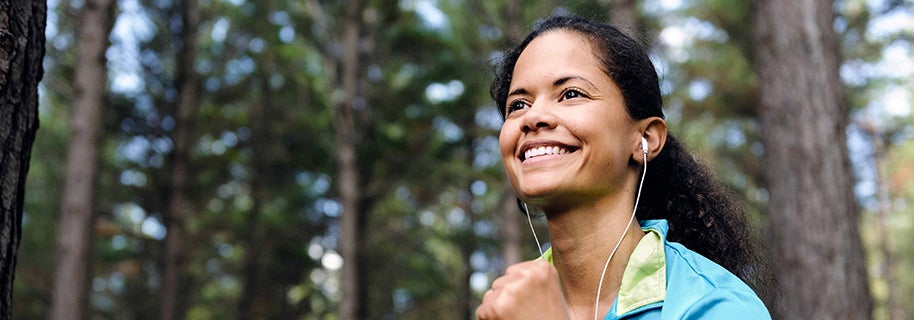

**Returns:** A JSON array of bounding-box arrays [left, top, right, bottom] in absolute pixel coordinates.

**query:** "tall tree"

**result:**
[[0, 1, 46, 318], [752, 0, 872, 318], [499, 0, 525, 268], [161, 0, 198, 319], [237, 72, 269, 320], [49, 0, 115, 319], [335, 0, 364, 319]]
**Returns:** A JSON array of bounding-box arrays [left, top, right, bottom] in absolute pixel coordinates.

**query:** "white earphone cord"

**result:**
[[521, 142, 648, 320], [523, 202, 545, 258], [593, 149, 647, 320]]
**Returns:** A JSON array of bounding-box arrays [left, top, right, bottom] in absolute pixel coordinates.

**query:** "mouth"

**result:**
[[519, 141, 579, 162]]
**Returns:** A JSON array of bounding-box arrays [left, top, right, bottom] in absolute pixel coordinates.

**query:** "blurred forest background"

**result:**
[[7, 0, 914, 319]]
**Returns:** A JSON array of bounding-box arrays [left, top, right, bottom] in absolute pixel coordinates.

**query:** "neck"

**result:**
[[544, 192, 645, 319]]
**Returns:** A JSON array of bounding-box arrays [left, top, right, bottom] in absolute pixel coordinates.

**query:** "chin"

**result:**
[[516, 183, 562, 203]]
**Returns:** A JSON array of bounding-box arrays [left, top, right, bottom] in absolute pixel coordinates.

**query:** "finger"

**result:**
[[476, 301, 493, 320], [490, 275, 509, 291], [482, 288, 496, 302]]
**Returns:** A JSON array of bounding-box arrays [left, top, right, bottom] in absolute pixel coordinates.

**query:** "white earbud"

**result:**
[[641, 136, 649, 154]]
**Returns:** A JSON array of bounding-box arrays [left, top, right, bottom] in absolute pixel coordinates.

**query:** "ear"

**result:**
[[633, 117, 667, 164]]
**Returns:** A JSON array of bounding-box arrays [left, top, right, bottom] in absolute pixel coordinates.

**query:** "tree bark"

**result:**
[[160, 0, 198, 319], [499, 0, 524, 268], [753, 0, 872, 318], [0, 1, 46, 318], [336, 0, 363, 319], [237, 75, 269, 320], [49, 1, 114, 319]]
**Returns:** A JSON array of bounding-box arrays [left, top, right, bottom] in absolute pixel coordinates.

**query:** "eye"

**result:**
[[560, 88, 588, 101], [506, 99, 530, 115]]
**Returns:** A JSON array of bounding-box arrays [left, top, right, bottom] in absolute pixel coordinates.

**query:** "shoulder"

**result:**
[[660, 241, 771, 319]]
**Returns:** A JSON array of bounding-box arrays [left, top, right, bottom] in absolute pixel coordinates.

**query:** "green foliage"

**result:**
[[15, 0, 913, 318]]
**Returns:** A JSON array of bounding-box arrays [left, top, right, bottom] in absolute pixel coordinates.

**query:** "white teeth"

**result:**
[[524, 146, 569, 160]]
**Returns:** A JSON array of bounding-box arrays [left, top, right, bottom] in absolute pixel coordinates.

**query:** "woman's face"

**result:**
[[499, 29, 639, 208]]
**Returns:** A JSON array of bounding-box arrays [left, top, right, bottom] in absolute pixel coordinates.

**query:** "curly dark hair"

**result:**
[[493, 15, 767, 292]]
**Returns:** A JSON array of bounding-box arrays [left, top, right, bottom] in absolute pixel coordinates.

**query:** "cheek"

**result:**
[[498, 126, 516, 159]]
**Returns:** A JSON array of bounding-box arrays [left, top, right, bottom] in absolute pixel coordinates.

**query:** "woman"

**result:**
[[476, 16, 771, 320]]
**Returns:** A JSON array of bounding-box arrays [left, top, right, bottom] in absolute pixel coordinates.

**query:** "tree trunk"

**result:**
[[752, 0, 872, 318], [499, 0, 524, 268], [498, 184, 523, 265], [237, 75, 269, 320], [0, 1, 46, 318], [336, 0, 363, 319], [161, 1, 198, 319], [49, 1, 114, 319]]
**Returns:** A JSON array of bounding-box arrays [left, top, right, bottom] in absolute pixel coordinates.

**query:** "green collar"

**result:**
[[541, 225, 666, 315]]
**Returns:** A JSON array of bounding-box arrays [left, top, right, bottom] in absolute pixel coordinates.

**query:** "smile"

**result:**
[[519, 142, 579, 162]]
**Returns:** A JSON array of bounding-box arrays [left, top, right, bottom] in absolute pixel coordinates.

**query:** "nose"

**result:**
[[520, 101, 558, 133]]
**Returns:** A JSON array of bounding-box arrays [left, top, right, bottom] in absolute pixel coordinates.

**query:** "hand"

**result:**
[[476, 259, 571, 320]]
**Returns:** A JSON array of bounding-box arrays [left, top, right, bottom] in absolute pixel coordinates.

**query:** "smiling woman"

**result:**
[[477, 16, 771, 320]]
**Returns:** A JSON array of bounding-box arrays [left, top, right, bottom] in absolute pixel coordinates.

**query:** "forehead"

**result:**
[[511, 30, 606, 87]]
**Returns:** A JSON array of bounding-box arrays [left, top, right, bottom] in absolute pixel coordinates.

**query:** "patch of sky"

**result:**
[[447, 207, 468, 228], [141, 216, 166, 240], [249, 38, 266, 53], [269, 11, 291, 26], [471, 180, 487, 196], [433, 116, 463, 143], [479, 24, 502, 40], [873, 86, 911, 117], [308, 241, 324, 260], [475, 106, 503, 130], [866, 3, 914, 40], [660, 17, 728, 63], [279, 26, 295, 43], [643, 0, 686, 16], [847, 123, 877, 210], [368, 64, 382, 83], [473, 135, 501, 169], [217, 181, 242, 199], [400, 0, 449, 30], [296, 172, 331, 197], [120, 169, 148, 187], [419, 210, 437, 226], [228, 161, 247, 180], [114, 202, 146, 228], [118, 136, 150, 164], [688, 78, 712, 101], [393, 288, 414, 312], [212, 18, 230, 42], [225, 56, 256, 84], [111, 235, 128, 250], [316, 198, 341, 218], [217, 243, 235, 258], [473, 220, 495, 238], [321, 250, 343, 270], [470, 272, 489, 293], [46, 0, 60, 38], [725, 124, 746, 149], [109, 0, 155, 95], [877, 43, 914, 79], [425, 80, 465, 104]]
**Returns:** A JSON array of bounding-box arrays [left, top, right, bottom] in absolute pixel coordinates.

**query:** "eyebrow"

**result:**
[[554, 75, 597, 89], [507, 75, 597, 97]]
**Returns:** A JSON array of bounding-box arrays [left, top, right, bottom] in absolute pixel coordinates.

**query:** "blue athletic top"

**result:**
[[542, 219, 771, 319]]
